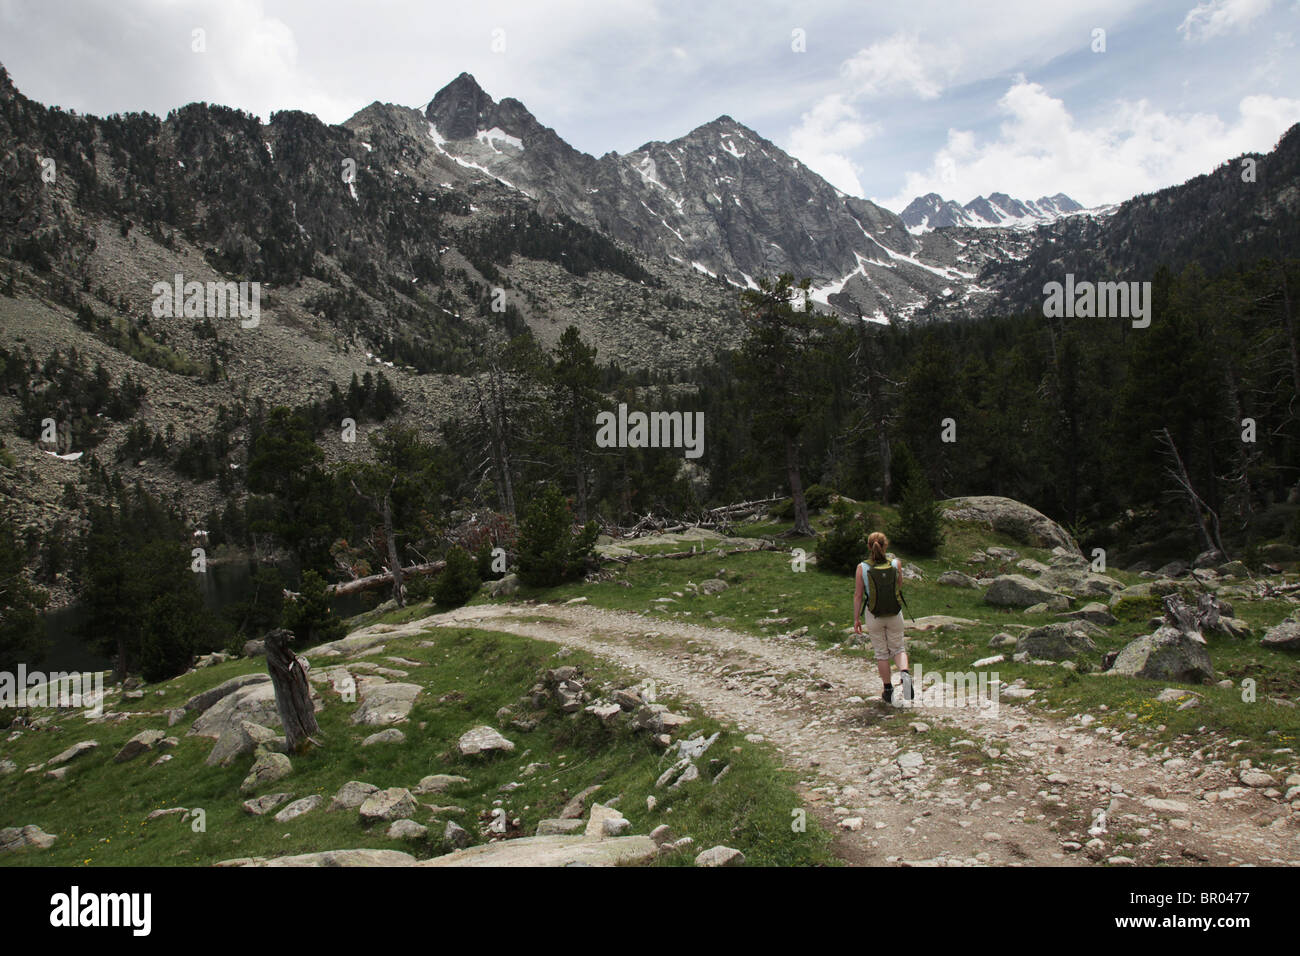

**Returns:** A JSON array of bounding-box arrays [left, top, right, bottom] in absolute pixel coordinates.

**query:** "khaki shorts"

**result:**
[[865, 611, 905, 661]]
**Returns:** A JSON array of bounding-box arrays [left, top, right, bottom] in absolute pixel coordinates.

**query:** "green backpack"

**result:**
[[865, 562, 902, 616]]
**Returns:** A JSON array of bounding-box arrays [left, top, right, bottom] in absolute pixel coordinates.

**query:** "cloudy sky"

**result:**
[[1, 0, 1297, 211]]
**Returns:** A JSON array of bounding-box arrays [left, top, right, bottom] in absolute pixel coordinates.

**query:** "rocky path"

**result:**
[[424, 601, 1298, 867]]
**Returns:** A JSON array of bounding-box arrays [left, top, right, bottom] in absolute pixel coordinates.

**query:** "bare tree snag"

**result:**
[[265, 628, 319, 753]]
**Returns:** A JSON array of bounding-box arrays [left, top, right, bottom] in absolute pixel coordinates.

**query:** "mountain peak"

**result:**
[[426, 72, 497, 139]]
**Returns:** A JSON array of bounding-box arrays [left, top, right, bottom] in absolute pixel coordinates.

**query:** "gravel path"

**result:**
[[420, 601, 1298, 867]]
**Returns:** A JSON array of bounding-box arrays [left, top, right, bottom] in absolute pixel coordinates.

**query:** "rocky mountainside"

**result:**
[[414, 73, 1018, 320], [900, 191, 1096, 232], [972, 123, 1300, 316], [0, 62, 743, 548]]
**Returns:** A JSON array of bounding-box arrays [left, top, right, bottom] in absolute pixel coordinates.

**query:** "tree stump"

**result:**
[[265, 628, 319, 753], [1161, 593, 1222, 645]]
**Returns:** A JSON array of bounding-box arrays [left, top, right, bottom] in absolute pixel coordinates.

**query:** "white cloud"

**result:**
[[785, 93, 878, 195], [1177, 0, 1275, 42], [839, 33, 957, 100], [877, 79, 1300, 209]]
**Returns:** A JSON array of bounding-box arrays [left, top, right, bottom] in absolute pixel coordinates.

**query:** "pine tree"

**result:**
[[890, 472, 944, 557], [433, 546, 480, 607]]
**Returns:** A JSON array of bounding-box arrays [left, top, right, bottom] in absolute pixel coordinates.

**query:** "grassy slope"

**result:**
[[0, 623, 834, 867]]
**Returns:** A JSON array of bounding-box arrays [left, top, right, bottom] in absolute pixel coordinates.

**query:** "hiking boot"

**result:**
[[882, 683, 893, 705]]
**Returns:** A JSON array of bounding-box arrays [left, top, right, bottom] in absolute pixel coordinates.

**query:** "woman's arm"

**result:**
[[853, 564, 865, 632]]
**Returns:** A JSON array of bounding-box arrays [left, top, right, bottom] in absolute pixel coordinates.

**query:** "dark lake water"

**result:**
[[40, 559, 373, 672]]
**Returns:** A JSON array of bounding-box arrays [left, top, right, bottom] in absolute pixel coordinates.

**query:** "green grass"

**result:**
[[0, 624, 835, 867]]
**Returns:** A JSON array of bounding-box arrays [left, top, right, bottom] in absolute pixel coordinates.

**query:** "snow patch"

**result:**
[[476, 127, 524, 152]]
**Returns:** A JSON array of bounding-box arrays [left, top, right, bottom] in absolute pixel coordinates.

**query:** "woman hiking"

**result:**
[[853, 531, 913, 704]]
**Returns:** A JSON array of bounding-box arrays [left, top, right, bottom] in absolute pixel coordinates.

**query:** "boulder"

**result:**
[[1261, 615, 1300, 651], [350, 682, 421, 726], [1016, 623, 1099, 660], [1060, 602, 1118, 627], [361, 729, 407, 746], [240, 752, 292, 794], [444, 821, 471, 847], [984, 574, 1061, 608], [941, 496, 1080, 553], [457, 725, 515, 756], [937, 570, 979, 589], [1024, 596, 1070, 613], [206, 721, 284, 767], [274, 795, 322, 823], [330, 780, 379, 811], [1111, 628, 1214, 683], [1259, 543, 1300, 563], [242, 639, 266, 657], [699, 579, 729, 595], [560, 784, 602, 818], [1192, 549, 1225, 569], [243, 849, 418, 867], [114, 729, 167, 763], [48, 740, 99, 766], [695, 845, 746, 867], [191, 681, 291, 739], [184, 673, 271, 714], [0, 825, 57, 852], [585, 803, 629, 838], [359, 787, 418, 822], [414, 774, 469, 794], [536, 818, 586, 836], [417, 834, 657, 867], [485, 573, 520, 597], [388, 819, 428, 840], [242, 792, 291, 816]]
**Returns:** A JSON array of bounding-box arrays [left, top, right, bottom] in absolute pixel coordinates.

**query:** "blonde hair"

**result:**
[[867, 531, 889, 564]]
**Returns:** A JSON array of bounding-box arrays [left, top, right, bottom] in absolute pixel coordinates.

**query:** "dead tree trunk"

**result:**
[[381, 493, 403, 607], [1157, 427, 1226, 558], [265, 628, 319, 753], [1162, 593, 1223, 644]]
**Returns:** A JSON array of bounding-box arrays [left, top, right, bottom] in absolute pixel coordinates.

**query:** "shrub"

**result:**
[[434, 546, 480, 607], [804, 484, 834, 512], [475, 540, 505, 580], [1112, 594, 1162, 622], [516, 485, 599, 588], [815, 501, 870, 575], [403, 572, 434, 604]]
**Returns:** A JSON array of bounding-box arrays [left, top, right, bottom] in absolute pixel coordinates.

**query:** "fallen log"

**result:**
[[602, 542, 781, 563], [324, 560, 445, 596]]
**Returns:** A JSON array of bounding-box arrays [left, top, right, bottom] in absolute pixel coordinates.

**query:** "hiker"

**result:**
[[853, 531, 913, 704]]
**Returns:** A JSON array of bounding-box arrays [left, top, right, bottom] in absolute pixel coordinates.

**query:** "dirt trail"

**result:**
[[420, 602, 1297, 867]]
